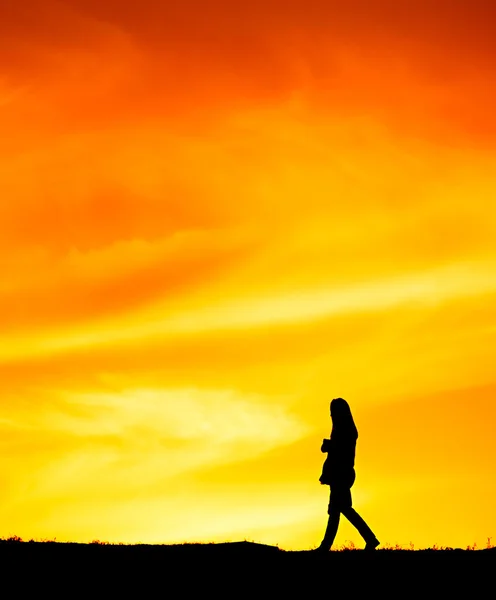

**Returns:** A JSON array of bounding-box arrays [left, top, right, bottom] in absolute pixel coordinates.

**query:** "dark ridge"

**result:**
[[1, 539, 494, 594]]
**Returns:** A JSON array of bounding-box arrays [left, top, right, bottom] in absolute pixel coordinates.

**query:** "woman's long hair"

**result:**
[[330, 397, 358, 440]]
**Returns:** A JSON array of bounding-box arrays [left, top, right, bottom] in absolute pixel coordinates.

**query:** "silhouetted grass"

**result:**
[[1, 536, 494, 594]]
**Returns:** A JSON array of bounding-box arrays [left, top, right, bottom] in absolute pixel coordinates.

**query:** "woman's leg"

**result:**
[[341, 506, 379, 547], [317, 483, 350, 550], [318, 501, 340, 550]]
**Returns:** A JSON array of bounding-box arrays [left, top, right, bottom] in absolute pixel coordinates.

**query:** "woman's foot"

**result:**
[[364, 538, 380, 551]]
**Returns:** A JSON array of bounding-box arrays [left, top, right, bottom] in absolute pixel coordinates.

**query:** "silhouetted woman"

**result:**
[[317, 398, 379, 551]]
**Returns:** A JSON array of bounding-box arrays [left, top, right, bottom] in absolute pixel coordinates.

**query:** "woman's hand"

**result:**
[[321, 438, 331, 453]]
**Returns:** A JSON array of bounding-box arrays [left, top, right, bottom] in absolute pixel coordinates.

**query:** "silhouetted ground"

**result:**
[[1, 539, 494, 594]]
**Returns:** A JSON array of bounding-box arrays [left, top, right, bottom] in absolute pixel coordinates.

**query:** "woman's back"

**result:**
[[329, 397, 358, 475], [329, 432, 356, 472]]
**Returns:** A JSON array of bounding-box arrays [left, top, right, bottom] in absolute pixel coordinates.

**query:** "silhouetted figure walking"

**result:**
[[317, 398, 379, 551]]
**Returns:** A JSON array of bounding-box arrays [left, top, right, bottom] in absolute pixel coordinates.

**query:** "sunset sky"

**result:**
[[1, 0, 495, 550]]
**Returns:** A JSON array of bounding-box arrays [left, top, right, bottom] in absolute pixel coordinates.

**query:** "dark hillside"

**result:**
[[1, 539, 494, 594]]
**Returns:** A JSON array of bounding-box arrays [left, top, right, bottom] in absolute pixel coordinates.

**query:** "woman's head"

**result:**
[[330, 397, 358, 439]]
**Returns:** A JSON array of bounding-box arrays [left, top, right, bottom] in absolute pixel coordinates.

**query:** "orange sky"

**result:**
[[1, 0, 495, 549]]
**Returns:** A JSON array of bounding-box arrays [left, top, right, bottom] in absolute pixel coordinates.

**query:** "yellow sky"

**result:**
[[1, 0, 495, 549]]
